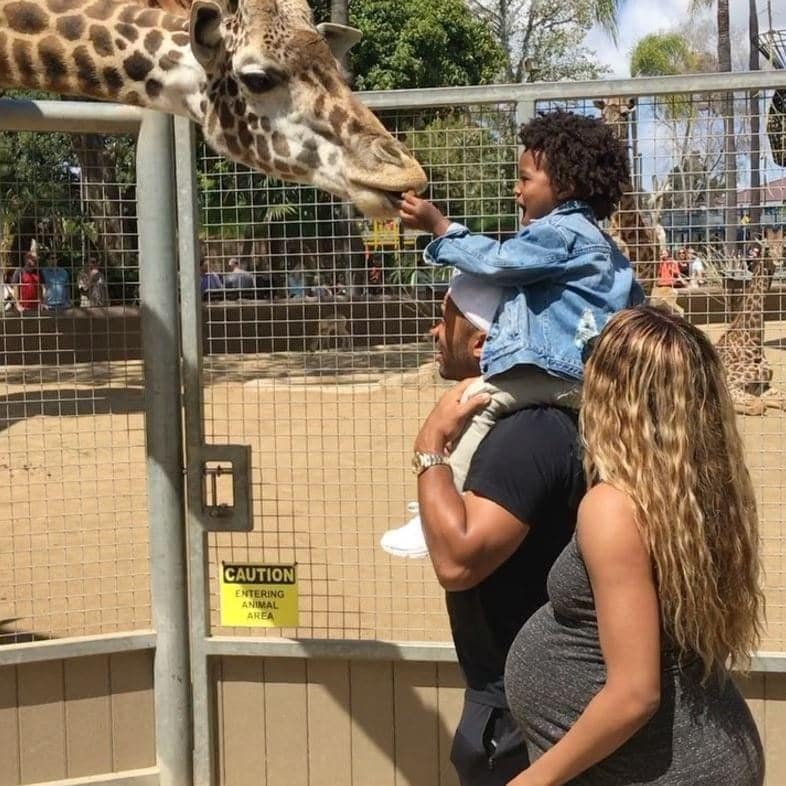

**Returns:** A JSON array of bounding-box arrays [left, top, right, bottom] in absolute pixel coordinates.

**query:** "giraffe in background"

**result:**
[[594, 97, 659, 296], [715, 246, 786, 415], [0, 0, 426, 217]]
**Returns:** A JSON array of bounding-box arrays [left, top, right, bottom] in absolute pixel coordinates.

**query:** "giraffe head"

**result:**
[[190, 0, 426, 217], [593, 97, 635, 143]]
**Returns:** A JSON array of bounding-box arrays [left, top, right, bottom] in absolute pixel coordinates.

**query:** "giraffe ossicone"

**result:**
[[0, 0, 427, 218]]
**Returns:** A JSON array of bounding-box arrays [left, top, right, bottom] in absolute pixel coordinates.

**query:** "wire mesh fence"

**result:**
[[3, 73, 786, 652], [0, 129, 149, 643]]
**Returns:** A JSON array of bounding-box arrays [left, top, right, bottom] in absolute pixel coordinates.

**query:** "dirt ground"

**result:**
[[2, 324, 786, 650]]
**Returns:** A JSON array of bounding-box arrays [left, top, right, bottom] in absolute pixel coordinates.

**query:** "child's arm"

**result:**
[[399, 192, 570, 287]]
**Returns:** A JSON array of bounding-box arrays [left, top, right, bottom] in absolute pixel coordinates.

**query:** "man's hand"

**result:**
[[414, 378, 490, 455], [399, 191, 452, 236]]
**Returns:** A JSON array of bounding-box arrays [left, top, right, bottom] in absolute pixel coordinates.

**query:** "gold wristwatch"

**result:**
[[411, 451, 450, 476]]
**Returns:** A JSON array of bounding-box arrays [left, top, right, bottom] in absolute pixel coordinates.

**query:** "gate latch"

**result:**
[[196, 444, 253, 531]]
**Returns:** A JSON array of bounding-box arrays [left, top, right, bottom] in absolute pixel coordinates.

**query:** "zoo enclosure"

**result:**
[[2, 68, 786, 786]]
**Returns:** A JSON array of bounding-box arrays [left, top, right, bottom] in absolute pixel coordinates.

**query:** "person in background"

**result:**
[[504, 304, 764, 786], [688, 247, 706, 287], [224, 257, 255, 299], [656, 248, 686, 288], [41, 255, 71, 312], [11, 251, 42, 314], [200, 259, 223, 301]]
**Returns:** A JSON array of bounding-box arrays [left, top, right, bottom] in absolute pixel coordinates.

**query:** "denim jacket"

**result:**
[[424, 200, 644, 380]]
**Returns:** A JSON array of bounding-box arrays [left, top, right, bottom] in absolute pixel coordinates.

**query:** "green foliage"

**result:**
[[630, 32, 700, 77], [311, 0, 506, 88]]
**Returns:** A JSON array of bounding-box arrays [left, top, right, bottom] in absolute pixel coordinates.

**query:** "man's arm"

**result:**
[[414, 381, 529, 591]]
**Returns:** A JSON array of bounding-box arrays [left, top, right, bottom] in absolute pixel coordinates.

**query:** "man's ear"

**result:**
[[191, 0, 224, 71], [471, 331, 486, 360]]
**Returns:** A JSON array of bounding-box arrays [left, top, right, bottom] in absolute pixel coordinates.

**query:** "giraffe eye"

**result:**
[[238, 70, 283, 94]]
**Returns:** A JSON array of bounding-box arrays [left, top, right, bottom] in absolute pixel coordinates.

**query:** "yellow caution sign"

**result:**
[[220, 563, 298, 627]]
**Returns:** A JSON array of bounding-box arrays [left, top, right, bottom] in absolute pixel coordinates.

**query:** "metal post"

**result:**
[[172, 114, 217, 786], [137, 110, 193, 786]]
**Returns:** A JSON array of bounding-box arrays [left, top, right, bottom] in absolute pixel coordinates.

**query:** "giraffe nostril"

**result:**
[[371, 138, 404, 166]]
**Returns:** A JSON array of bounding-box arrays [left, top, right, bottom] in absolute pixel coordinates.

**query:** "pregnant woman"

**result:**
[[505, 305, 765, 786]]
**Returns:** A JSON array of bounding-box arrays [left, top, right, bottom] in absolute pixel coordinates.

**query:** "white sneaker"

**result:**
[[380, 502, 429, 559]]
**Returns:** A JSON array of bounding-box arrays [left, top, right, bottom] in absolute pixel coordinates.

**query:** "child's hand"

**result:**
[[399, 191, 451, 236]]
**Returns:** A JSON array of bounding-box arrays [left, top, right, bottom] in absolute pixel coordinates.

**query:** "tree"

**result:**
[[311, 0, 506, 89], [689, 0, 738, 258], [465, 0, 616, 83]]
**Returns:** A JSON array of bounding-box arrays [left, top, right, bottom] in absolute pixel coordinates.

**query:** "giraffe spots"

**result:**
[[313, 67, 337, 94], [38, 36, 68, 87], [89, 25, 113, 57], [4, 2, 48, 34], [233, 98, 246, 117], [271, 132, 290, 159], [158, 50, 181, 71], [46, 0, 81, 12], [115, 38, 127, 51], [162, 15, 187, 33], [327, 152, 338, 167], [274, 159, 291, 175], [56, 14, 85, 41], [73, 45, 101, 93], [144, 30, 163, 56], [199, 99, 207, 116], [260, 117, 271, 133], [116, 23, 138, 43], [329, 106, 348, 136], [118, 5, 137, 23], [171, 32, 189, 47], [84, 0, 114, 21], [290, 165, 308, 178], [247, 112, 258, 126], [126, 90, 142, 105], [123, 51, 154, 82], [314, 95, 325, 118], [296, 140, 320, 171], [12, 39, 35, 80], [223, 134, 241, 157], [226, 77, 238, 98], [136, 9, 160, 28], [103, 66, 123, 96], [256, 136, 270, 162], [237, 120, 252, 149], [145, 79, 163, 99], [218, 101, 234, 130], [0, 32, 11, 80]]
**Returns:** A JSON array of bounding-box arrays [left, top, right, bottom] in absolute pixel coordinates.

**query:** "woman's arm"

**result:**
[[509, 483, 661, 786]]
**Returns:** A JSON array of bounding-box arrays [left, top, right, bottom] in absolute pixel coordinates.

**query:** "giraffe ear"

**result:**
[[191, 0, 224, 71], [316, 22, 362, 62]]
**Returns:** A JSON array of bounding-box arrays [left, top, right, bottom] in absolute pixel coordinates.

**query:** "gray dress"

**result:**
[[504, 536, 764, 785]]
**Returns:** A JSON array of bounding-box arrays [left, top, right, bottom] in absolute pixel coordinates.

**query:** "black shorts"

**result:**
[[450, 696, 530, 786]]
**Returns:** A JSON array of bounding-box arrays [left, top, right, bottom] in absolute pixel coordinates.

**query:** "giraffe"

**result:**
[[0, 0, 427, 218], [715, 247, 786, 415], [593, 97, 659, 296]]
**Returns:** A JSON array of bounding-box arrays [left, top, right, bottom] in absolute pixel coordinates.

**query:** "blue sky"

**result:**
[[583, 0, 786, 77]]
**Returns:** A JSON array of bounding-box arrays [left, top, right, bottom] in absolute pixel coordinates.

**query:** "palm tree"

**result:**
[[689, 0, 738, 259]]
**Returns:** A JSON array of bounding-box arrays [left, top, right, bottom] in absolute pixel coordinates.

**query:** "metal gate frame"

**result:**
[[0, 102, 191, 786]]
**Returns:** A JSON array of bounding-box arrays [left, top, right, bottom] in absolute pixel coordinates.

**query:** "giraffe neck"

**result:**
[[731, 260, 771, 336], [0, 0, 206, 122]]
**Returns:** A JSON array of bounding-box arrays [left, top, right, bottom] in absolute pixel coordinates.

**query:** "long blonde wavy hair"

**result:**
[[580, 304, 764, 677]]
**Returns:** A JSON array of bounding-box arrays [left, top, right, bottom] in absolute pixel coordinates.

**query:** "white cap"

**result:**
[[447, 270, 504, 334]]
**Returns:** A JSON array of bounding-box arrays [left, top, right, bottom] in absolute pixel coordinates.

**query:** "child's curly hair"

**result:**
[[518, 110, 630, 221]]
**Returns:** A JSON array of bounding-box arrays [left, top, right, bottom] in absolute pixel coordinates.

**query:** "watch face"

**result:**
[[411, 453, 422, 473]]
